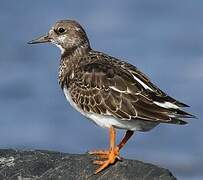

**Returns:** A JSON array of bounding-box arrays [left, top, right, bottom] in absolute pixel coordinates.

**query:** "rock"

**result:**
[[0, 149, 176, 180]]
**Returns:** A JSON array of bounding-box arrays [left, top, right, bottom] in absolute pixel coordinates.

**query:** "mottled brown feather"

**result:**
[[62, 51, 193, 124]]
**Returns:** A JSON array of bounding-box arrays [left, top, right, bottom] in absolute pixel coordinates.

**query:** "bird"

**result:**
[[28, 19, 195, 174]]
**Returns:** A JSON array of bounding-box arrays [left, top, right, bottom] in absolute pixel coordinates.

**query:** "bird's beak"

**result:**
[[28, 35, 51, 44]]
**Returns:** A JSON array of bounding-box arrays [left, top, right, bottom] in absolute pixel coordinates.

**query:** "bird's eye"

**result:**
[[58, 27, 65, 34]]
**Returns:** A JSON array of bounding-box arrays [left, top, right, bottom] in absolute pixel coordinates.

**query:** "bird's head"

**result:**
[[28, 20, 90, 54]]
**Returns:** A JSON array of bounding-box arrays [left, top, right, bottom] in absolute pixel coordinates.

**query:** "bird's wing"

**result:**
[[117, 60, 189, 108], [68, 55, 194, 124]]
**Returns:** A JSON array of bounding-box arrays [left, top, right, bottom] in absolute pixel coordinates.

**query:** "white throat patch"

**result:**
[[51, 37, 65, 54], [55, 44, 65, 54]]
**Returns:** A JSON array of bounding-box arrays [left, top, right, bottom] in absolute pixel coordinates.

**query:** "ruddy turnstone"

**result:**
[[28, 20, 195, 174]]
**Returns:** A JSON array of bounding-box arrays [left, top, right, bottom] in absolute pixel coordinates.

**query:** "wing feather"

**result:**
[[67, 54, 194, 124]]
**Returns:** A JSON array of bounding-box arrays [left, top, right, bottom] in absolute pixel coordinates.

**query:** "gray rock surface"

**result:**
[[0, 149, 176, 180]]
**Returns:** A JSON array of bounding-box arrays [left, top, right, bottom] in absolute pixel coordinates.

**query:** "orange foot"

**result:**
[[88, 147, 121, 174]]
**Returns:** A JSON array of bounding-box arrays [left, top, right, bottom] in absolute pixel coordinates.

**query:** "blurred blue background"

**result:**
[[0, 0, 202, 179]]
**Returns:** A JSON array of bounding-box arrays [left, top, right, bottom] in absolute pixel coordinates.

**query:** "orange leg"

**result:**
[[89, 128, 134, 174], [88, 126, 116, 157], [118, 130, 134, 150], [92, 127, 119, 174]]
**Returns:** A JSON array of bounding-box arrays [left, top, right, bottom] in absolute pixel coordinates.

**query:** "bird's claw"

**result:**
[[89, 147, 121, 174]]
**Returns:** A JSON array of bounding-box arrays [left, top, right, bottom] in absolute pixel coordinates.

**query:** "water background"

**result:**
[[0, 1, 202, 179]]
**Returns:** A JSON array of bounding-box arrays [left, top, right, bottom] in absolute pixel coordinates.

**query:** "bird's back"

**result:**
[[60, 50, 194, 130]]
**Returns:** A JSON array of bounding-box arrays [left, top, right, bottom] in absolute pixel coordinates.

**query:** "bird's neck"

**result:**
[[61, 40, 90, 58], [58, 44, 91, 88]]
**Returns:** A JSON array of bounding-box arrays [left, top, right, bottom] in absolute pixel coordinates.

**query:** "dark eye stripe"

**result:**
[[53, 29, 58, 34]]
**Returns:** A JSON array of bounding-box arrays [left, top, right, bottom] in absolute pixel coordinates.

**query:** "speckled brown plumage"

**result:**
[[59, 49, 194, 125], [29, 19, 196, 174], [29, 19, 195, 127]]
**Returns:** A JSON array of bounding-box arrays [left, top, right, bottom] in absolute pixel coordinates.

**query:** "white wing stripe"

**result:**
[[154, 101, 180, 109], [109, 86, 132, 93], [132, 74, 154, 91]]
